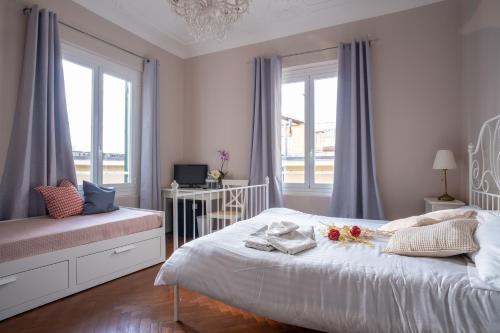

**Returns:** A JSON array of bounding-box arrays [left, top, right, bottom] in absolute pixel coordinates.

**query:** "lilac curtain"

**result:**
[[139, 59, 161, 210], [330, 40, 384, 219], [0, 6, 76, 220], [249, 56, 284, 207]]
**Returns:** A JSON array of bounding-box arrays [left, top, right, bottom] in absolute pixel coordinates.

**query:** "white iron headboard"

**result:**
[[468, 114, 500, 210]]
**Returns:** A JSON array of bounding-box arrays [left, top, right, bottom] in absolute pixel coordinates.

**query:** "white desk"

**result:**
[[162, 188, 222, 233]]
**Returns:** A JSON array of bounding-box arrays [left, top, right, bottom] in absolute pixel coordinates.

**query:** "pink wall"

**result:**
[[0, 0, 185, 206], [0, 0, 467, 218], [183, 0, 462, 219], [459, 0, 500, 200]]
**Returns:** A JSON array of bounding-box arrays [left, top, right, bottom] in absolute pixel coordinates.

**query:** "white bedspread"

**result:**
[[155, 208, 500, 333]]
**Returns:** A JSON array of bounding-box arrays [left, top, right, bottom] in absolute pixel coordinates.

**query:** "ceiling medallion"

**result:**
[[168, 0, 251, 40]]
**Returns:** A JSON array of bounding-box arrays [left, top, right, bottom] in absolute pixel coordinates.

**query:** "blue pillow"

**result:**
[[82, 180, 119, 215]]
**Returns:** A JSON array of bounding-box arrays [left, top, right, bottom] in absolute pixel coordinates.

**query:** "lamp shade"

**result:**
[[433, 150, 457, 170]]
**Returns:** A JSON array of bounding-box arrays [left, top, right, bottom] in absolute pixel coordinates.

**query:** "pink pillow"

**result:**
[[35, 179, 83, 219]]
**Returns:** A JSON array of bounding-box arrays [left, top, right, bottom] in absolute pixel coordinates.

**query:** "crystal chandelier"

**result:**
[[168, 0, 251, 40]]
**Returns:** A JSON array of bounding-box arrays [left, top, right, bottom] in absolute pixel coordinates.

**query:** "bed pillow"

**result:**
[[469, 218, 500, 288], [82, 180, 119, 215], [379, 208, 477, 232], [384, 218, 479, 257], [35, 179, 83, 219]]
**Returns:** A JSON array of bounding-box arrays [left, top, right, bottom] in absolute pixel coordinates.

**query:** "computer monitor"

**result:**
[[173, 164, 208, 187]]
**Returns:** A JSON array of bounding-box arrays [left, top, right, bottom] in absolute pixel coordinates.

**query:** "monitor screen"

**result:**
[[174, 164, 208, 187]]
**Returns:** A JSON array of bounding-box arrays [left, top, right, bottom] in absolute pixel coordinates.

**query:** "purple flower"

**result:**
[[217, 150, 229, 175], [218, 150, 229, 162]]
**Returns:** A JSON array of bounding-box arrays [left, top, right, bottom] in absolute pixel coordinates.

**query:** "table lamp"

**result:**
[[433, 150, 457, 201]]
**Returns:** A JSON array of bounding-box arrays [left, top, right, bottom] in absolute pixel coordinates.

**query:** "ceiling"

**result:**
[[73, 0, 444, 59]]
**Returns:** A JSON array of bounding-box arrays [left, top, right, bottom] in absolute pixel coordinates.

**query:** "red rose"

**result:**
[[350, 225, 361, 237], [328, 229, 340, 241]]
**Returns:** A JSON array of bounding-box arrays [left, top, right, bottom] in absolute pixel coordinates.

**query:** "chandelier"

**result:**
[[168, 0, 251, 40]]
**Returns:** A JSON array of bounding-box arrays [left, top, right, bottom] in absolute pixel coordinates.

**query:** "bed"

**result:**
[[155, 116, 500, 332]]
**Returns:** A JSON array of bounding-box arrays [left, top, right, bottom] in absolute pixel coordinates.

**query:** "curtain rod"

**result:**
[[246, 38, 378, 64], [281, 38, 378, 58], [23, 7, 147, 61], [281, 46, 340, 58]]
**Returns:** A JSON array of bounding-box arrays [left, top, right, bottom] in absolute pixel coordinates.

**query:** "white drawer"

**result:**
[[0, 261, 69, 311], [76, 237, 161, 284]]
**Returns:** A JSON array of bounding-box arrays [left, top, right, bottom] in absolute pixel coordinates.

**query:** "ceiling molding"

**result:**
[[73, 0, 444, 59]]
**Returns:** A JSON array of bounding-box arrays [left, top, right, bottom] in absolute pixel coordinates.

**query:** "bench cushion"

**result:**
[[0, 208, 161, 263]]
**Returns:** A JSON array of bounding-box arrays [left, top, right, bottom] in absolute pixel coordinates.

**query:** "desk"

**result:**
[[162, 188, 222, 233]]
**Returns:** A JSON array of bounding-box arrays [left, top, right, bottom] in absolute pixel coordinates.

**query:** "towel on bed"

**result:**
[[266, 221, 300, 236], [244, 224, 316, 254], [267, 226, 316, 255], [244, 226, 275, 252]]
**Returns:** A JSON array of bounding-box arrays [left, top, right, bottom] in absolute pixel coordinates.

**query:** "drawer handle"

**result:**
[[113, 245, 136, 254], [0, 276, 17, 286]]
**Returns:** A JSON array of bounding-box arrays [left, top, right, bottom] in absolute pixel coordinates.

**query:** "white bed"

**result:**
[[155, 115, 500, 332], [155, 207, 499, 332]]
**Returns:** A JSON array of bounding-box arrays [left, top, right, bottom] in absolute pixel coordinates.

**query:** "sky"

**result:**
[[63, 60, 129, 155], [281, 77, 337, 131]]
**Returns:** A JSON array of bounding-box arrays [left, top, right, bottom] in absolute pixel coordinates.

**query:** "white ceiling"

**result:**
[[73, 0, 443, 59]]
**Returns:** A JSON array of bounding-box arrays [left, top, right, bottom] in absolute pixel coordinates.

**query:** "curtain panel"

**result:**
[[330, 40, 384, 219], [0, 6, 77, 220], [249, 56, 284, 207], [139, 58, 161, 210]]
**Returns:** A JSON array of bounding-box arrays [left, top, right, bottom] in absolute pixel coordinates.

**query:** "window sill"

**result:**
[[283, 188, 332, 197]]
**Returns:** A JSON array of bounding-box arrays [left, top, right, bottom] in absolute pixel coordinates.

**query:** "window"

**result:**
[[281, 62, 337, 191], [62, 45, 140, 192]]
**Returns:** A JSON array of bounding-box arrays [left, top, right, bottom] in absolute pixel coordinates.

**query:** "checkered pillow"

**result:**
[[379, 209, 477, 233], [384, 218, 479, 257], [35, 179, 83, 219]]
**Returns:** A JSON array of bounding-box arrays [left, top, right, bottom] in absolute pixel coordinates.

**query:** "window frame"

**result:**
[[281, 61, 338, 193], [62, 43, 141, 195]]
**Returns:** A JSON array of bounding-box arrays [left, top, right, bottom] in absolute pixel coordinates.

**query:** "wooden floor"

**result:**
[[0, 235, 318, 333]]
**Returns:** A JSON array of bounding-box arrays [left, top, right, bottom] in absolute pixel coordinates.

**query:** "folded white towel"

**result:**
[[245, 225, 316, 254], [266, 221, 300, 236], [244, 226, 275, 252], [267, 226, 316, 255]]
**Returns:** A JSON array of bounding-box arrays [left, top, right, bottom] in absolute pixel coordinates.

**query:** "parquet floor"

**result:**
[[0, 235, 318, 333]]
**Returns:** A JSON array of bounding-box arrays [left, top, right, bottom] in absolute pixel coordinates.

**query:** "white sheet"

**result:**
[[155, 208, 500, 333]]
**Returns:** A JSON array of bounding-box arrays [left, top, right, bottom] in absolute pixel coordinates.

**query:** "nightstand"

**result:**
[[424, 197, 465, 213]]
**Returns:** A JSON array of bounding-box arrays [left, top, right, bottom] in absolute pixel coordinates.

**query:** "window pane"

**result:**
[[63, 60, 93, 185], [103, 73, 131, 184], [314, 77, 337, 184], [281, 81, 305, 184]]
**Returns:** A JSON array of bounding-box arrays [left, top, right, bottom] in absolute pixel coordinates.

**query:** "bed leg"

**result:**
[[173, 284, 179, 322]]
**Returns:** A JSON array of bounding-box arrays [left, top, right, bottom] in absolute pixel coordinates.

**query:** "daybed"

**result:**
[[0, 207, 165, 321]]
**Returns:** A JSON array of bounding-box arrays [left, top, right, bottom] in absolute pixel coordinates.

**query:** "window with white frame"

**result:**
[[281, 61, 338, 191], [62, 45, 140, 192]]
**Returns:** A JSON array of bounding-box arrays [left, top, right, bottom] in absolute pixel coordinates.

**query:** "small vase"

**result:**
[[206, 178, 217, 190]]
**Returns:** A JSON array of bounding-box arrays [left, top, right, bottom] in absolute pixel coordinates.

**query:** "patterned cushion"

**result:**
[[379, 209, 477, 233], [35, 179, 83, 219], [384, 218, 479, 257]]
